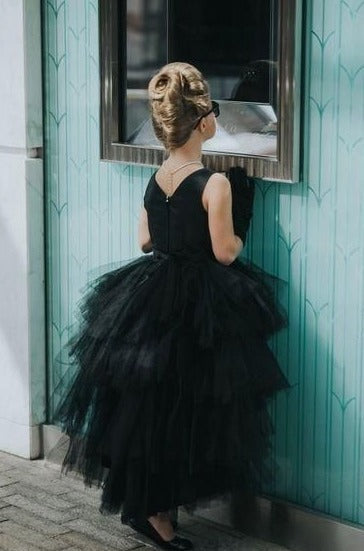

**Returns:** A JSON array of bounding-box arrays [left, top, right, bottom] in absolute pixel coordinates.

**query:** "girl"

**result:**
[[54, 62, 291, 550]]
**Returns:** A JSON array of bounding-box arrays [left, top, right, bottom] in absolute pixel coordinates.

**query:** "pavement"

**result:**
[[0, 449, 290, 551]]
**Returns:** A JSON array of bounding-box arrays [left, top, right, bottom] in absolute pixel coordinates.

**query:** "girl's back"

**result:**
[[144, 167, 216, 255]]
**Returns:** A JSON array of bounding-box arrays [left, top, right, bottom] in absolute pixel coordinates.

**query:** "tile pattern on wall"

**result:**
[[42, 0, 364, 524]]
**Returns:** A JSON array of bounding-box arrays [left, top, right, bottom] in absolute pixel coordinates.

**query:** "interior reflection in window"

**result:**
[[124, 0, 278, 157]]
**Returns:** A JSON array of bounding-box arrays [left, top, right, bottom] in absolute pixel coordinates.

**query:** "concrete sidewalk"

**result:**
[[0, 450, 289, 550]]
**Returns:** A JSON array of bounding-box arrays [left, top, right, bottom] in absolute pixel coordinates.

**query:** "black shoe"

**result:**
[[127, 515, 194, 550], [121, 513, 178, 531]]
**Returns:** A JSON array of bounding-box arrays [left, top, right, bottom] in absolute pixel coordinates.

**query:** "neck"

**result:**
[[165, 141, 203, 165]]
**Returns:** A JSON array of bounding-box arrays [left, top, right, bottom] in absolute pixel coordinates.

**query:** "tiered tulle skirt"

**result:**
[[53, 248, 291, 519]]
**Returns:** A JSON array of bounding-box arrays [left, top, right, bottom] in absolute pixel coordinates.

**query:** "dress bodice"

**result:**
[[143, 167, 216, 257]]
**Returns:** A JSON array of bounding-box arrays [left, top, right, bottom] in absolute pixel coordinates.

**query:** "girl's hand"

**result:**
[[225, 166, 255, 244]]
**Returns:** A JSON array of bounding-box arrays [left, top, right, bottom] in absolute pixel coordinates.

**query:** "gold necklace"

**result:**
[[161, 159, 203, 201]]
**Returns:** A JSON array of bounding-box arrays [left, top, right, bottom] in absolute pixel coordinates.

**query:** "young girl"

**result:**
[[54, 62, 291, 550]]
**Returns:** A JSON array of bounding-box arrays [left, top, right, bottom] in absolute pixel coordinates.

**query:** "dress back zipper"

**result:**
[[161, 159, 203, 253], [166, 195, 170, 252]]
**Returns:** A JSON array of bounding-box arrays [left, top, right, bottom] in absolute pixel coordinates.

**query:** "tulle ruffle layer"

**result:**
[[53, 249, 291, 518]]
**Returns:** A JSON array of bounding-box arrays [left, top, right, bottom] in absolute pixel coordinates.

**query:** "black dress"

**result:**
[[53, 166, 291, 521]]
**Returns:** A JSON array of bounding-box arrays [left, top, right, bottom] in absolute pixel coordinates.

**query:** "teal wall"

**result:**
[[43, 1, 364, 525]]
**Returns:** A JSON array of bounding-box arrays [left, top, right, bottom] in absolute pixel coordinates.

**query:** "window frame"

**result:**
[[99, 0, 303, 183]]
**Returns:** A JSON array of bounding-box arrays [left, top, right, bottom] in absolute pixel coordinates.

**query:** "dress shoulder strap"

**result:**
[[193, 167, 216, 194], [143, 172, 156, 208]]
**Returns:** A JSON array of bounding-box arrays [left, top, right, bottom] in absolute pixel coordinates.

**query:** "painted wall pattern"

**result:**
[[42, 0, 364, 524]]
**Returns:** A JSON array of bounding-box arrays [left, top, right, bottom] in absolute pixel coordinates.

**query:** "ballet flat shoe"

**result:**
[[121, 513, 178, 531], [127, 515, 194, 550]]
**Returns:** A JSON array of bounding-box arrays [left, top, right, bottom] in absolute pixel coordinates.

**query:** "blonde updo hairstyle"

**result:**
[[147, 62, 212, 151]]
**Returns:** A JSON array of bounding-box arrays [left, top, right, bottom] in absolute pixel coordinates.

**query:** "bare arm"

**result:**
[[204, 173, 243, 265], [138, 206, 153, 253]]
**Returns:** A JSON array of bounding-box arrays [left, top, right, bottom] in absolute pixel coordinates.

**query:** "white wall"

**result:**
[[0, 0, 45, 458]]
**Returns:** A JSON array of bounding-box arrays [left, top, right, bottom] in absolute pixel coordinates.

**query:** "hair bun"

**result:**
[[149, 70, 183, 102], [147, 62, 211, 150], [149, 74, 170, 101]]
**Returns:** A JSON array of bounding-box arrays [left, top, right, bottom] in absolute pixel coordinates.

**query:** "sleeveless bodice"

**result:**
[[143, 167, 215, 257]]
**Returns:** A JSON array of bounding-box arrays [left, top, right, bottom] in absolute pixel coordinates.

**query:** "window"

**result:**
[[99, 0, 303, 182]]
